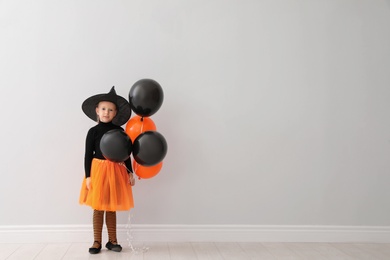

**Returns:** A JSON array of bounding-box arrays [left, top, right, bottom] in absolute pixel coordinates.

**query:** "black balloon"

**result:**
[[100, 129, 133, 162], [129, 79, 164, 117], [133, 131, 167, 166]]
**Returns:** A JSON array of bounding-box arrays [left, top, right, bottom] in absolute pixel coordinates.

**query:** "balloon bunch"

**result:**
[[125, 79, 167, 179], [99, 79, 167, 179]]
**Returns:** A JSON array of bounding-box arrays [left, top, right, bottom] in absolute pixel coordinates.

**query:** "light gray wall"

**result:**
[[0, 0, 389, 226]]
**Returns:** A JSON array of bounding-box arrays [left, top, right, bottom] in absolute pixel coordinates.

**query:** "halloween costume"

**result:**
[[79, 86, 134, 211], [79, 122, 134, 211], [79, 86, 133, 253]]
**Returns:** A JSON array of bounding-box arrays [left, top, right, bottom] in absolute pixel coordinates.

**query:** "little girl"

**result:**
[[79, 86, 135, 254]]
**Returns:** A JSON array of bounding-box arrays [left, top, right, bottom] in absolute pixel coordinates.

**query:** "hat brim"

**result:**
[[82, 94, 131, 126]]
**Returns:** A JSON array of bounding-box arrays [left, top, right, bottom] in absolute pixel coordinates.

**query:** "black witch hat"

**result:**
[[82, 86, 131, 126]]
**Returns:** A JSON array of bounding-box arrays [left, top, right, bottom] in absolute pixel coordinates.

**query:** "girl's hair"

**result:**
[[96, 103, 100, 123]]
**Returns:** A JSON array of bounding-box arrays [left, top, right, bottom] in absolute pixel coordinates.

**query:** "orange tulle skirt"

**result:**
[[79, 159, 134, 211]]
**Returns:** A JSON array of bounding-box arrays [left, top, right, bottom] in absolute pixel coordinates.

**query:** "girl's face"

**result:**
[[96, 101, 117, 123]]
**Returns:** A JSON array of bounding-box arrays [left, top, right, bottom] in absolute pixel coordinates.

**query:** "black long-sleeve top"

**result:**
[[84, 121, 132, 178]]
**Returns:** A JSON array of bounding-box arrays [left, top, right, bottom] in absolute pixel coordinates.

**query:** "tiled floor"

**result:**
[[1, 242, 390, 259]]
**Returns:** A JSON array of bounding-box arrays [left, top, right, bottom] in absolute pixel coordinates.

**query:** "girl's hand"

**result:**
[[129, 173, 135, 186], [86, 177, 91, 190]]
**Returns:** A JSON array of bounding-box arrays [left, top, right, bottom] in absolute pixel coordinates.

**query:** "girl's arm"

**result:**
[[84, 128, 95, 189], [124, 157, 133, 173], [84, 128, 95, 178], [124, 157, 135, 186]]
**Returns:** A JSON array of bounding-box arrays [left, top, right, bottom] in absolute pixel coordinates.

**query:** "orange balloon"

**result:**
[[133, 160, 163, 179], [125, 116, 156, 142]]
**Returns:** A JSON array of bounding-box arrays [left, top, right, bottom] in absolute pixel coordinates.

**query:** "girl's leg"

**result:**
[[105, 211, 117, 243], [105, 211, 122, 252], [89, 209, 104, 253]]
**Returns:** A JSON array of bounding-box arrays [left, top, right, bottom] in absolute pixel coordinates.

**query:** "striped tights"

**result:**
[[92, 210, 118, 247]]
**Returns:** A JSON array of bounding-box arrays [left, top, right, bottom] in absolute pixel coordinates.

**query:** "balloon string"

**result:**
[[133, 162, 138, 174], [126, 212, 135, 252], [124, 172, 149, 254], [140, 117, 144, 134], [120, 163, 132, 174], [134, 117, 144, 181], [132, 162, 142, 180], [125, 212, 150, 254]]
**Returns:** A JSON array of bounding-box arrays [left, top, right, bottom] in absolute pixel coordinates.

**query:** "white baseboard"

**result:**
[[1, 225, 390, 243]]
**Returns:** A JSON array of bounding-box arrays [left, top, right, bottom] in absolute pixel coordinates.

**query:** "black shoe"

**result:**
[[89, 241, 102, 254], [106, 241, 122, 252]]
